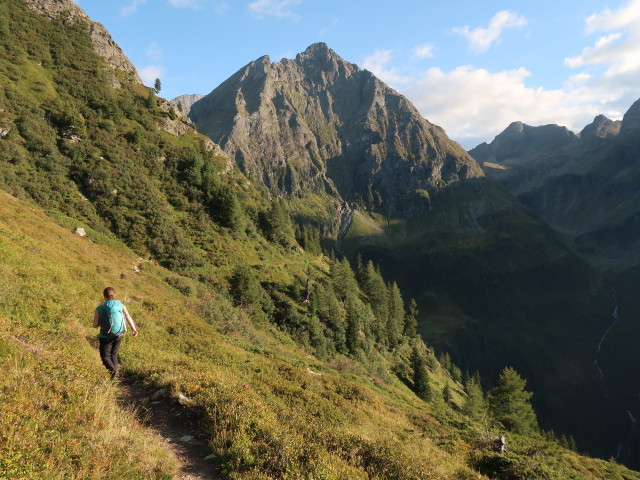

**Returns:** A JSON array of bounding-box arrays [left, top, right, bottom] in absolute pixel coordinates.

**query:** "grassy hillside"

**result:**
[[3, 188, 639, 479], [1, 0, 639, 477]]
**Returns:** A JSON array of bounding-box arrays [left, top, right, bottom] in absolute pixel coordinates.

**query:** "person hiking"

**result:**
[[93, 286, 138, 379]]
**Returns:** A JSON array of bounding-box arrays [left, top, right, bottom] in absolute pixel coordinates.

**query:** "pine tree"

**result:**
[[229, 263, 261, 310], [488, 367, 539, 434], [387, 281, 404, 348], [463, 372, 488, 421], [411, 346, 431, 401], [443, 383, 453, 405], [206, 183, 245, 232], [313, 282, 348, 354], [404, 298, 418, 337], [330, 258, 359, 302], [360, 261, 389, 344], [263, 200, 295, 247]]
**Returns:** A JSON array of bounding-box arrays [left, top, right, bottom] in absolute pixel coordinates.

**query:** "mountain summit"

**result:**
[[189, 43, 482, 215]]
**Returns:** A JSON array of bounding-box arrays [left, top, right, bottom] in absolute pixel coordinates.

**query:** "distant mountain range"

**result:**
[[471, 100, 640, 268]]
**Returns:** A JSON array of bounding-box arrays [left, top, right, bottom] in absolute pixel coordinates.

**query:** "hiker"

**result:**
[[93, 286, 138, 379]]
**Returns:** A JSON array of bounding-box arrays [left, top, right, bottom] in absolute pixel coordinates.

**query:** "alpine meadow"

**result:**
[[1, 1, 640, 479]]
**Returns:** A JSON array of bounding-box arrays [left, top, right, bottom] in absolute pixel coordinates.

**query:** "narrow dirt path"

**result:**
[[119, 377, 224, 480]]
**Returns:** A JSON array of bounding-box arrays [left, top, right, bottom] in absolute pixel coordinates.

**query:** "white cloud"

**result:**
[[139, 65, 166, 87], [120, 0, 146, 17], [453, 10, 527, 53], [565, 0, 640, 80], [146, 43, 164, 61], [401, 66, 615, 149], [319, 18, 339, 37], [412, 44, 435, 59], [168, 0, 203, 8], [585, 0, 640, 33], [249, 0, 302, 21], [362, 49, 411, 84]]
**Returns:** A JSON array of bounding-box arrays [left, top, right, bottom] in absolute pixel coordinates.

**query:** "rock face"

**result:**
[[189, 43, 483, 216], [23, 0, 141, 83], [171, 94, 204, 117]]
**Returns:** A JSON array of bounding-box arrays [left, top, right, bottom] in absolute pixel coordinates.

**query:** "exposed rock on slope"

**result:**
[[190, 43, 483, 216], [24, 0, 141, 83], [172, 94, 204, 117]]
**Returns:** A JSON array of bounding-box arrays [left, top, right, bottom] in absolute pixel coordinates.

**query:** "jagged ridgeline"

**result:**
[[189, 42, 483, 217]]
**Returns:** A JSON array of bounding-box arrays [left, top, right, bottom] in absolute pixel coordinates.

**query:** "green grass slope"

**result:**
[[1, 191, 639, 479]]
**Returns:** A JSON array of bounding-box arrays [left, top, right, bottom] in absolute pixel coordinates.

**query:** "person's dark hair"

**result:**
[[103, 287, 116, 300]]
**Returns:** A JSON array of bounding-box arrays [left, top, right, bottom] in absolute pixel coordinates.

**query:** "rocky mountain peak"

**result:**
[[579, 114, 621, 142], [295, 42, 342, 66], [24, 0, 141, 84], [189, 43, 482, 216]]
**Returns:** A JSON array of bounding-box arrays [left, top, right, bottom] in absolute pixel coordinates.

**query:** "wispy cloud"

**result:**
[[213, 2, 230, 14], [249, 0, 303, 21], [319, 18, 339, 37], [362, 49, 411, 84], [120, 0, 147, 17], [453, 10, 527, 53], [146, 42, 164, 61], [565, 0, 640, 78], [168, 0, 203, 9], [412, 44, 435, 59], [139, 65, 166, 87]]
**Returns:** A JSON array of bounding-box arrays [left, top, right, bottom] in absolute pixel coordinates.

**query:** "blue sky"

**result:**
[[74, 0, 640, 148]]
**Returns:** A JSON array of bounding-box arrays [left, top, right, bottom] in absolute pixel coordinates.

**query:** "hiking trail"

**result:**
[[119, 377, 224, 480]]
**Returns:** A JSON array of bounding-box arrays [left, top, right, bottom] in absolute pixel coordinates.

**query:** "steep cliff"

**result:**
[[190, 43, 483, 216]]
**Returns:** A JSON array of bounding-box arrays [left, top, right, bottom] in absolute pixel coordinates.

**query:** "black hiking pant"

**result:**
[[99, 336, 123, 374]]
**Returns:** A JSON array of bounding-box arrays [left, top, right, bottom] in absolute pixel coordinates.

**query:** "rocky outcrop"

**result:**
[[190, 43, 483, 216], [171, 94, 204, 117], [23, 0, 141, 83]]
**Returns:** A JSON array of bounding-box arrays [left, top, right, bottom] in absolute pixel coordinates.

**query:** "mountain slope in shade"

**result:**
[[189, 43, 483, 216], [469, 110, 640, 265]]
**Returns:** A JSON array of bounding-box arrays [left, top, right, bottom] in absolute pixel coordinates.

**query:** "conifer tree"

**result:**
[[387, 281, 404, 348], [411, 346, 431, 401], [330, 258, 359, 302], [229, 263, 261, 310], [264, 199, 295, 247], [361, 261, 389, 344], [443, 383, 453, 405], [404, 298, 418, 337], [488, 367, 539, 434], [208, 183, 245, 232], [463, 372, 488, 421]]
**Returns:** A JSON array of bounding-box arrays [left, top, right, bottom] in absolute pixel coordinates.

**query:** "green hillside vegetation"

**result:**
[[0, 0, 638, 478], [3, 187, 639, 479], [341, 186, 622, 458]]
